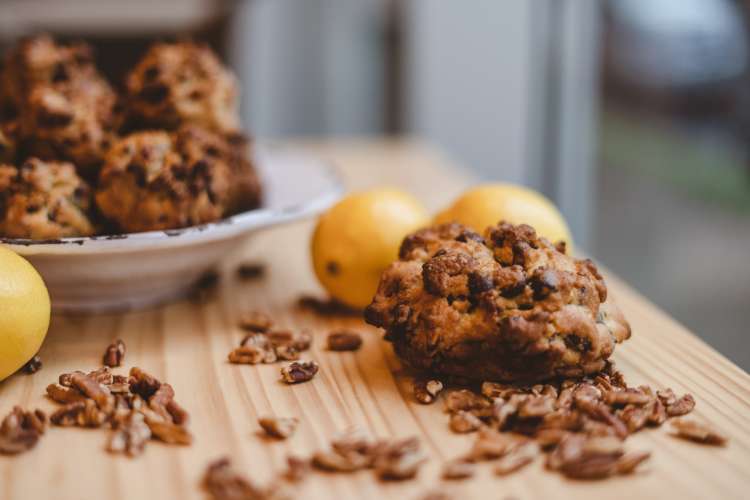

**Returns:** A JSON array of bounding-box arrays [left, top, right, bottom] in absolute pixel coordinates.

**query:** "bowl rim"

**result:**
[[1, 144, 344, 254]]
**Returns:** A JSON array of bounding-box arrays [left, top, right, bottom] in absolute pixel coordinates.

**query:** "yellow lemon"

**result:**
[[435, 184, 573, 249], [312, 188, 429, 309], [0, 246, 50, 381]]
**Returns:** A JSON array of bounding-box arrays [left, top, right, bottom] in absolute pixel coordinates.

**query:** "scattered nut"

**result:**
[[327, 331, 363, 352], [670, 419, 727, 446], [103, 339, 126, 367], [258, 416, 299, 439], [442, 459, 475, 480], [413, 378, 443, 404], [21, 355, 42, 374], [280, 361, 319, 384]]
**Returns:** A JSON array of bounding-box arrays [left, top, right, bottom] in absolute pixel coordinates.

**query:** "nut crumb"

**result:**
[[670, 419, 727, 446], [103, 339, 126, 367], [258, 416, 299, 439], [21, 355, 42, 374], [413, 378, 443, 404]]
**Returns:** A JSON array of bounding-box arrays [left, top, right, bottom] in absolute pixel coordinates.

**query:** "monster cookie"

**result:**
[[365, 222, 631, 383], [124, 42, 240, 133], [95, 125, 260, 233], [1, 35, 119, 174], [0, 158, 95, 239]]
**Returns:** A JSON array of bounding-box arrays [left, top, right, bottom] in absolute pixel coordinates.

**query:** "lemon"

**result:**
[[0, 246, 50, 381], [311, 188, 429, 309], [434, 184, 573, 249]]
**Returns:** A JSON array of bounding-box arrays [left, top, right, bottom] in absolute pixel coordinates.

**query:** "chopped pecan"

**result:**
[[670, 419, 727, 446], [665, 394, 695, 417], [602, 389, 651, 407], [146, 420, 193, 445], [469, 428, 527, 461], [518, 395, 555, 418], [374, 437, 427, 480], [616, 450, 651, 474], [70, 372, 114, 412], [107, 411, 152, 457], [449, 411, 482, 433], [647, 398, 667, 426], [238, 311, 273, 333], [86, 366, 115, 385], [481, 381, 523, 400], [0, 407, 46, 455], [103, 339, 126, 367], [21, 355, 42, 374], [442, 459, 475, 480], [267, 330, 312, 351], [280, 361, 319, 384], [274, 344, 299, 361], [50, 400, 109, 428], [327, 331, 363, 351], [228, 345, 266, 364], [258, 416, 298, 439], [618, 404, 649, 433], [166, 399, 190, 425], [46, 383, 87, 404], [493, 441, 538, 475], [129, 367, 162, 400], [535, 428, 571, 449], [413, 378, 444, 404], [312, 448, 369, 472], [444, 389, 491, 414]]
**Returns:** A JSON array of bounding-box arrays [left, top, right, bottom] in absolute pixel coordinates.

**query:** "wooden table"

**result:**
[[1, 140, 748, 499]]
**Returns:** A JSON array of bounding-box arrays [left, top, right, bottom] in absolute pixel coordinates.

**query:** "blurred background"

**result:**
[[0, 0, 748, 369]]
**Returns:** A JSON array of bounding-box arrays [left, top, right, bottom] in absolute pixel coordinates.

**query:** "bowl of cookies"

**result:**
[[0, 35, 342, 314]]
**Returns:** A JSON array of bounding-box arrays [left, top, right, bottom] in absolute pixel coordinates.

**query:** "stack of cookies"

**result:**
[[0, 35, 261, 239]]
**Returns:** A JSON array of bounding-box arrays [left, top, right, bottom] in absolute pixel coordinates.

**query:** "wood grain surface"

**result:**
[[1, 140, 748, 500]]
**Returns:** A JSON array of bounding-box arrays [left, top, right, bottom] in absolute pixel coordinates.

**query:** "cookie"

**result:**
[[95, 124, 260, 233], [1, 35, 119, 174], [365, 222, 631, 383], [0, 158, 95, 239], [124, 41, 240, 133]]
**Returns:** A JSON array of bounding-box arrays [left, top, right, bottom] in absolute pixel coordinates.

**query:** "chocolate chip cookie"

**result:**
[[124, 42, 240, 133], [1, 35, 119, 175], [365, 222, 631, 383], [95, 124, 260, 233], [0, 158, 95, 239]]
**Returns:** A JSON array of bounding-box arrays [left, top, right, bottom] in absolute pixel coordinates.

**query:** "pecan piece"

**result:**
[[46, 383, 87, 404], [665, 394, 696, 417], [327, 330, 363, 351], [518, 395, 555, 418], [413, 378, 444, 404], [228, 345, 266, 365], [21, 355, 42, 374], [0, 407, 46, 455], [107, 411, 152, 457], [238, 311, 273, 333], [603, 389, 651, 407], [469, 428, 527, 462], [443, 389, 491, 414], [442, 459, 475, 480], [449, 411, 482, 433], [70, 372, 114, 412], [493, 441, 538, 476], [146, 420, 193, 445], [280, 361, 319, 384], [670, 419, 727, 446], [236, 262, 266, 280], [50, 400, 109, 428], [374, 437, 427, 480], [267, 330, 312, 351], [258, 416, 298, 439], [103, 339, 126, 367], [129, 367, 162, 400]]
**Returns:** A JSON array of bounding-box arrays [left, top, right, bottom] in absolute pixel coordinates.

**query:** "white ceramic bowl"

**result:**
[[1, 145, 343, 314]]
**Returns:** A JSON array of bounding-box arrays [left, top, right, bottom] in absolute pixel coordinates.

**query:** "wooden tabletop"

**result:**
[[1, 139, 748, 500]]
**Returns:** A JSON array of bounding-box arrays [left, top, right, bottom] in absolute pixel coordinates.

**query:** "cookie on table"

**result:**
[[124, 41, 240, 133], [0, 158, 95, 239], [95, 124, 260, 233], [365, 222, 631, 383], [0, 35, 119, 175]]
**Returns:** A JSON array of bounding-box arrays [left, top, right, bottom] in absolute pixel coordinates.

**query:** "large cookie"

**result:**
[[365, 222, 631, 383]]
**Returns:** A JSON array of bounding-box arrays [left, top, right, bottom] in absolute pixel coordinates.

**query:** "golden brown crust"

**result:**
[[0, 158, 95, 238], [95, 125, 260, 233], [1, 35, 118, 174], [365, 222, 631, 383], [124, 42, 239, 133]]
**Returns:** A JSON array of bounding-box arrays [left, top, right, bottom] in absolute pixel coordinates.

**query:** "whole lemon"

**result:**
[[0, 246, 50, 381], [434, 184, 573, 249], [312, 189, 429, 309]]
